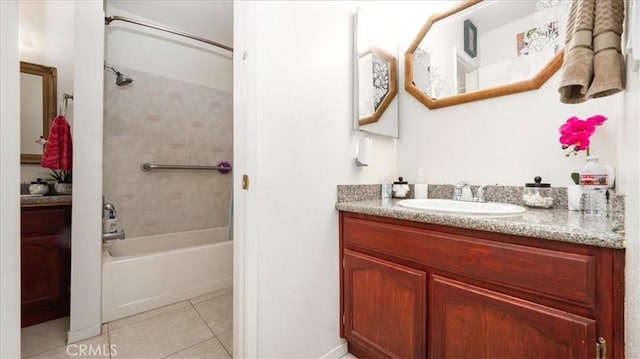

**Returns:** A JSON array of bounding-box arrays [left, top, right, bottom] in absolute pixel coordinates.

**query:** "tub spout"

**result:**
[[103, 230, 125, 242]]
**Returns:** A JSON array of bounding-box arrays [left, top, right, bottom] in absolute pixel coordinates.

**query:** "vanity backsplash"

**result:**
[[336, 183, 625, 233]]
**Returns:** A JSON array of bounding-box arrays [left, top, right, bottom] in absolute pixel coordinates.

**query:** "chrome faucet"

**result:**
[[102, 198, 125, 243], [454, 182, 473, 201], [104, 202, 116, 217], [453, 182, 487, 202]]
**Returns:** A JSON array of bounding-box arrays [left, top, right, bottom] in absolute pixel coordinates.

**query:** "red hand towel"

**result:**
[[41, 115, 72, 171]]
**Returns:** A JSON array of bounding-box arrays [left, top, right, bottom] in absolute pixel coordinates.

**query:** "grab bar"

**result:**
[[141, 162, 232, 174]]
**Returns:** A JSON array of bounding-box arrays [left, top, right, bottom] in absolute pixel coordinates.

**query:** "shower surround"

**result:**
[[103, 67, 233, 238]]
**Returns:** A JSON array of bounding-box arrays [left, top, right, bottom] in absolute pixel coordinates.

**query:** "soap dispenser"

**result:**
[[381, 176, 392, 199], [103, 203, 118, 233], [414, 168, 428, 199]]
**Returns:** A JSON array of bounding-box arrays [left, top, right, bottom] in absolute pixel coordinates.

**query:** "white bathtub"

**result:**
[[101, 227, 233, 323]]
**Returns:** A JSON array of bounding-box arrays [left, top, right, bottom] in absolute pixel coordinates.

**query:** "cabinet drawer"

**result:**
[[343, 216, 596, 307], [21, 206, 71, 236]]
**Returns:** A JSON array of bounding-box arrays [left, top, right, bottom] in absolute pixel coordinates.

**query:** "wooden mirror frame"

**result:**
[[405, 0, 564, 110], [20, 61, 57, 164], [358, 47, 398, 126]]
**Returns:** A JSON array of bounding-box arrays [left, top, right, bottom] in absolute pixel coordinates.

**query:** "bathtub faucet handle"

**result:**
[[104, 202, 116, 213], [104, 202, 117, 219]]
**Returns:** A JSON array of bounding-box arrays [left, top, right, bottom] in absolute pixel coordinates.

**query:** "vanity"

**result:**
[[21, 197, 72, 327], [337, 195, 624, 358]]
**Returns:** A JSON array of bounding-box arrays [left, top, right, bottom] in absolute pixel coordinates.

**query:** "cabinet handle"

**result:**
[[596, 337, 606, 359]]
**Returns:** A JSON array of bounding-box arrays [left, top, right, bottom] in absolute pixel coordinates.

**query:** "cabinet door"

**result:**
[[343, 249, 427, 358], [430, 275, 596, 358], [21, 233, 71, 327]]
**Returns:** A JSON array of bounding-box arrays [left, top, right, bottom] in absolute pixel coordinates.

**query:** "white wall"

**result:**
[[0, 1, 22, 356], [19, 0, 74, 99], [67, 0, 104, 343], [19, 0, 75, 183], [235, 1, 396, 357], [619, 51, 640, 357], [105, 5, 232, 92], [398, 74, 621, 186]]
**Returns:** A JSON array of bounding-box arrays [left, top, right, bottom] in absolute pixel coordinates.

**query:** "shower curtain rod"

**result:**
[[105, 15, 233, 53]]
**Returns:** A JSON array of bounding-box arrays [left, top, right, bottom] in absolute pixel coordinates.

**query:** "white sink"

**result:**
[[398, 199, 526, 216]]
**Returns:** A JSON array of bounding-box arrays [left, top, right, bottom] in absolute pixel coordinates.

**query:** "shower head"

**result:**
[[115, 72, 134, 86], [104, 64, 134, 87]]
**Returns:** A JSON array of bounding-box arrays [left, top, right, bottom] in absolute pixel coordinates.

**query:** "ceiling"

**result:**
[[107, 0, 233, 47]]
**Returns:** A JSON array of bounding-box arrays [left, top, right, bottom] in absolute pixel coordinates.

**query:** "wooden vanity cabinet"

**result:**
[[21, 204, 71, 327], [339, 212, 625, 359]]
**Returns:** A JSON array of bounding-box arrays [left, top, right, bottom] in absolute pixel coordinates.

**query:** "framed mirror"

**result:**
[[405, 0, 568, 109], [354, 8, 399, 138], [20, 61, 57, 164]]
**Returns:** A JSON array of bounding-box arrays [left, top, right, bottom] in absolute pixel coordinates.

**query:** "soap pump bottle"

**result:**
[[103, 209, 118, 233], [381, 176, 392, 199], [414, 168, 428, 199]]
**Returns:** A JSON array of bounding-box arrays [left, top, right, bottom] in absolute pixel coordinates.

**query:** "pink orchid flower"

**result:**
[[558, 114, 607, 156]]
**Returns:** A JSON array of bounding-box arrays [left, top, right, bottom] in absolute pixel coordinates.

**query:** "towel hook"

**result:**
[[59, 93, 74, 116]]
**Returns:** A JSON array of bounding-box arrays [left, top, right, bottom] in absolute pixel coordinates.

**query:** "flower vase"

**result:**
[[567, 185, 582, 211]]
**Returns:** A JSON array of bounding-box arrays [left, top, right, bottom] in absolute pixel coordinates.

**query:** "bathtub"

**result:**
[[101, 227, 233, 323]]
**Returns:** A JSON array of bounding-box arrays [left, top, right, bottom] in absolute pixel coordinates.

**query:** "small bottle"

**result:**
[[381, 176, 392, 199], [580, 157, 608, 216], [414, 168, 428, 199], [103, 211, 118, 233]]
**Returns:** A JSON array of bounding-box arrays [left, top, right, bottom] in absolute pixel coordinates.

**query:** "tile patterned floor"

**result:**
[[21, 288, 233, 359]]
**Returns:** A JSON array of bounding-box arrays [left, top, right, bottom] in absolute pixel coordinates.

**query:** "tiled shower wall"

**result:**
[[103, 67, 232, 238]]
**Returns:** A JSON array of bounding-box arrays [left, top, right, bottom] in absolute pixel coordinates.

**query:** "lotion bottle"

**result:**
[[414, 168, 428, 199], [103, 210, 118, 233], [381, 176, 392, 199]]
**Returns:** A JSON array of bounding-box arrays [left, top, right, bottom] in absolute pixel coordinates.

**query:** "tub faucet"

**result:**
[[103, 231, 125, 241], [104, 202, 116, 218], [453, 182, 487, 202]]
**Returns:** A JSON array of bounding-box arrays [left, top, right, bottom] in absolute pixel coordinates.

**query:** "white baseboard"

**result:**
[[67, 323, 102, 344], [322, 341, 348, 359]]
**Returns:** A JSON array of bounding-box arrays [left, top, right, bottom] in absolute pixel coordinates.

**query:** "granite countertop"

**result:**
[[21, 195, 72, 206], [336, 199, 625, 249]]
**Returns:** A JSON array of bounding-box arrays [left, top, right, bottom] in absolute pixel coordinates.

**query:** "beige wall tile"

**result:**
[[104, 68, 232, 238]]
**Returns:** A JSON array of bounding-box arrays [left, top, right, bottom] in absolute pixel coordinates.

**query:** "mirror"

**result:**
[[354, 8, 399, 138], [405, 0, 568, 109], [20, 61, 57, 164]]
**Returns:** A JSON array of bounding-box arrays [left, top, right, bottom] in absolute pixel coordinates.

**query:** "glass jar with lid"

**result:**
[[523, 176, 554, 208]]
